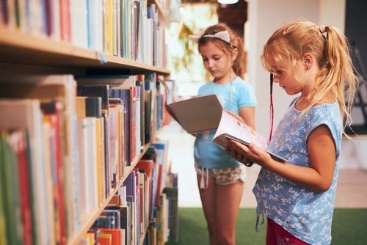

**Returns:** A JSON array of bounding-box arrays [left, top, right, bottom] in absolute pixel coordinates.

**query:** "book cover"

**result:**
[[166, 94, 286, 163], [134, 85, 142, 154], [151, 140, 169, 206], [87, 0, 103, 51], [144, 77, 156, 143], [50, 0, 61, 40], [77, 117, 98, 214], [92, 214, 116, 229], [76, 96, 87, 118], [85, 96, 105, 203], [163, 187, 179, 242], [101, 209, 121, 228], [77, 84, 110, 110], [105, 204, 131, 245], [109, 88, 132, 165], [59, 0, 71, 42], [109, 98, 125, 183], [0, 129, 26, 245], [102, 110, 112, 197], [98, 228, 124, 245], [107, 105, 119, 188], [97, 232, 112, 245], [14, 129, 34, 245], [136, 76, 146, 148], [136, 160, 154, 224], [41, 100, 67, 245], [125, 196, 135, 245]]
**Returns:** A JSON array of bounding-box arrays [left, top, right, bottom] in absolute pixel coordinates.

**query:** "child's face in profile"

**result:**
[[199, 42, 233, 83], [268, 59, 303, 96]]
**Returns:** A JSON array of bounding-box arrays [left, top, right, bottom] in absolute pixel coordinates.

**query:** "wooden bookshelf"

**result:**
[[0, 26, 170, 76], [67, 128, 163, 245], [0, 1, 174, 244]]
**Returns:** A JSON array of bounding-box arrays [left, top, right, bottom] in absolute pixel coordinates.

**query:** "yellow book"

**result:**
[[76, 97, 87, 118], [106, 0, 113, 54], [95, 117, 105, 204]]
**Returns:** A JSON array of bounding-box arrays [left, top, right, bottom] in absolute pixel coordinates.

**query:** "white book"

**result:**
[[70, 0, 88, 48], [88, 0, 103, 51], [77, 117, 98, 214]]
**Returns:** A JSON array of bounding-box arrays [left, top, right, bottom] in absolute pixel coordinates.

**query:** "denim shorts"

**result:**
[[195, 163, 246, 189]]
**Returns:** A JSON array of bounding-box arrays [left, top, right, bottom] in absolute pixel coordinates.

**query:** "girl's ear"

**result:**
[[303, 53, 313, 69], [232, 48, 239, 62]]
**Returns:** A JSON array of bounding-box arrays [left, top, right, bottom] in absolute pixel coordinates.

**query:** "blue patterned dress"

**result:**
[[253, 100, 342, 244]]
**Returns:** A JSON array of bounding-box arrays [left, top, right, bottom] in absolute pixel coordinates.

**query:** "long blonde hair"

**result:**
[[261, 20, 358, 135]]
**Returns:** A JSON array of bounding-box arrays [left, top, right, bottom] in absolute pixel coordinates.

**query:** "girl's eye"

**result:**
[[272, 69, 282, 75]]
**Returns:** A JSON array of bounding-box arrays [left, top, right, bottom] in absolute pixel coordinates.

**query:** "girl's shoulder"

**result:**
[[232, 77, 253, 89], [303, 101, 341, 132], [232, 76, 246, 84], [198, 81, 215, 94]]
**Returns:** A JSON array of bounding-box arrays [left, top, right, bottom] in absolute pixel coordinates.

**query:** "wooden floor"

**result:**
[[158, 121, 367, 208]]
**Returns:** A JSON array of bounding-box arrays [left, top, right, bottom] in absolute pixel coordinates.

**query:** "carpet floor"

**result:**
[[166, 208, 367, 245]]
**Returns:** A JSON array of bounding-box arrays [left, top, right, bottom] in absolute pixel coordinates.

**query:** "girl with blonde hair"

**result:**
[[227, 20, 358, 244]]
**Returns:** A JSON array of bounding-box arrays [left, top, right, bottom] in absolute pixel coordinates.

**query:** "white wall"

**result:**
[[246, 0, 346, 137], [319, 0, 346, 33]]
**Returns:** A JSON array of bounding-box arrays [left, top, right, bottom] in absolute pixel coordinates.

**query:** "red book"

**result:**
[[59, 0, 71, 42], [41, 101, 66, 244], [136, 159, 154, 178], [97, 233, 112, 245], [11, 129, 33, 245]]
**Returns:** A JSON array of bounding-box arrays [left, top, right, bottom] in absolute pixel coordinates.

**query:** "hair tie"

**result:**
[[319, 25, 326, 33], [202, 30, 231, 46], [319, 25, 327, 38]]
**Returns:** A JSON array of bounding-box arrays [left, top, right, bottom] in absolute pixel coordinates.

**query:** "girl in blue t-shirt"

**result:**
[[226, 20, 358, 244], [194, 23, 257, 245]]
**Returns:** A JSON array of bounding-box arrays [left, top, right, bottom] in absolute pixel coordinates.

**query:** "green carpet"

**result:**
[[166, 208, 367, 245]]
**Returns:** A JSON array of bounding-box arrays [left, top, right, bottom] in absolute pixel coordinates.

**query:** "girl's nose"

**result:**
[[208, 59, 215, 68]]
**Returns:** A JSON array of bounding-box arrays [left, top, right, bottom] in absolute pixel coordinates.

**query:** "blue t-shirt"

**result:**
[[194, 77, 257, 169], [253, 100, 342, 244]]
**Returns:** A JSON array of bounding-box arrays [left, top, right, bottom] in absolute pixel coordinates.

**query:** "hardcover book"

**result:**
[[165, 94, 286, 162]]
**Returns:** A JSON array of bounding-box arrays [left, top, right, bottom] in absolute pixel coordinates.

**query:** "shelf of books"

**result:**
[[0, 0, 179, 245]]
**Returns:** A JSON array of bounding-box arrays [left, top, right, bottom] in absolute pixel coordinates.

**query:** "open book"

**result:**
[[165, 94, 286, 163]]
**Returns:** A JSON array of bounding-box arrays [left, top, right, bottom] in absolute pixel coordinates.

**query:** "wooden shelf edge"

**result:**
[[0, 26, 170, 75]]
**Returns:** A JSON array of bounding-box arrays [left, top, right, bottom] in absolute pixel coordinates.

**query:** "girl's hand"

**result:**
[[225, 139, 273, 167]]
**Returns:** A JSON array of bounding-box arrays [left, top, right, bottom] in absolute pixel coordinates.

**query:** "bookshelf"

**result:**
[[0, 27, 169, 75], [0, 1, 177, 245], [67, 134, 162, 245]]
